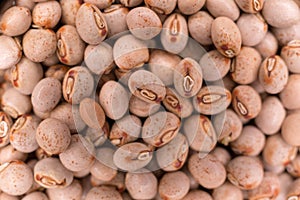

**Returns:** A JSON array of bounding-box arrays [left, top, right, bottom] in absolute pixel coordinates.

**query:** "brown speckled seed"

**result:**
[[0, 6, 32, 36], [211, 17, 242, 58], [188, 11, 214, 46], [31, 77, 61, 113], [144, 0, 177, 15], [34, 157, 73, 189], [188, 154, 226, 189], [206, 0, 240, 21], [2, 87, 32, 119], [59, 0, 82, 26], [159, 171, 190, 200], [75, 3, 108, 45], [11, 56, 43, 95], [22, 29, 57, 63], [255, 96, 286, 135], [126, 7, 162, 40], [85, 186, 122, 200], [10, 114, 40, 153], [232, 85, 262, 120], [226, 156, 264, 190], [32, 1, 61, 28], [280, 74, 300, 110], [258, 55, 289, 94], [0, 35, 22, 70], [59, 134, 95, 172], [36, 118, 71, 155], [212, 182, 243, 200], [230, 125, 265, 156], [99, 80, 129, 120], [62, 66, 94, 105], [230, 47, 262, 84], [125, 169, 158, 199], [56, 25, 85, 66], [0, 161, 33, 196], [262, 133, 297, 166]]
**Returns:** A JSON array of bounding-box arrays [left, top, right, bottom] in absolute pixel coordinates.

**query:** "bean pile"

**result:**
[[0, 0, 300, 199]]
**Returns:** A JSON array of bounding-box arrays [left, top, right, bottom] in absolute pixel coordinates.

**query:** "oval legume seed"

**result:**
[[211, 17, 242, 58], [113, 142, 153, 172], [31, 77, 61, 113], [0, 144, 28, 164], [129, 95, 161, 118], [0, 161, 33, 196], [199, 49, 231, 82], [193, 85, 232, 115], [56, 25, 85, 66], [226, 156, 264, 190], [262, 133, 297, 166], [156, 133, 189, 171], [188, 11, 213, 47], [232, 85, 262, 120], [178, 0, 206, 15], [235, 0, 265, 13], [84, 0, 113, 9], [59, 134, 95, 172], [142, 111, 180, 147], [36, 118, 71, 155], [2, 87, 32, 119], [162, 87, 193, 118], [161, 13, 189, 54], [59, 0, 82, 26], [149, 49, 181, 86], [22, 29, 57, 63], [46, 179, 82, 200], [173, 57, 203, 98], [128, 69, 166, 104], [125, 169, 158, 199], [188, 154, 226, 189], [212, 182, 243, 200], [230, 125, 265, 156], [262, 0, 300, 28], [10, 114, 40, 153], [126, 7, 162, 40], [0, 6, 32, 36], [32, 1, 61, 28], [34, 157, 73, 189], [281, 113, 300, 146], [206, 0, 240, 21], [84, 42, 114, 75], [99, 80, 129, 120], [0, 35, 22, 70], [254, 31, 278, 59], [280, 74, 300, 110], [22, 191, 49, 200], [113, 34, 149, 70], [255, 96, 286, 135], [258, 55, 289, 94], [103, 4, 129, 37], [158, 171, 190, 200], [281, 40, 300, 73], [247, 172, 280, 200], [184, 114, 217, 156], [10, 56, 43, 95], [144, 0, 177, 15], [79, 98, 106, 130], [230, 47, 262, 84], [85, 186, 122, 200], [75, 3, 108, 45], [62, 66, 94, 105], [183, 190, 213, 200]]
